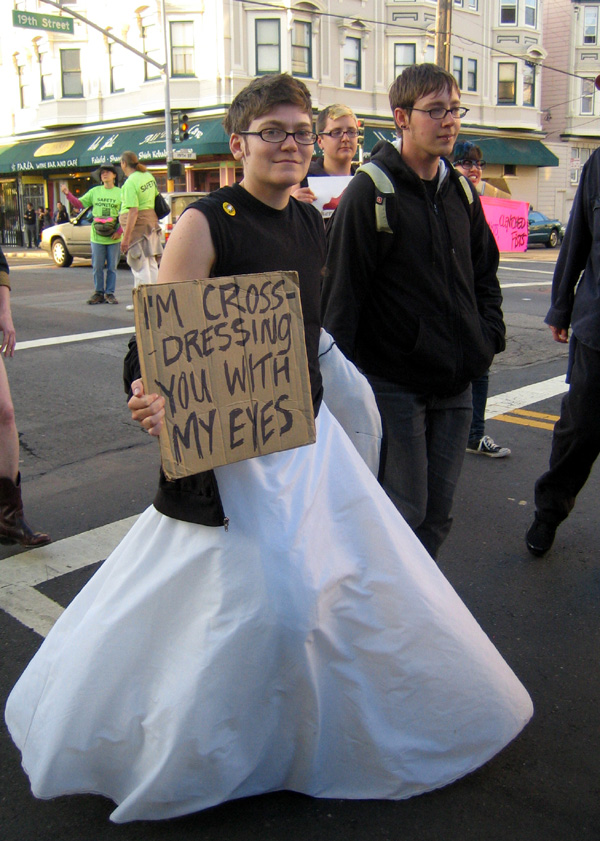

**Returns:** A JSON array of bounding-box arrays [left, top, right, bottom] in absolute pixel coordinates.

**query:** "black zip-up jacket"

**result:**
[[545, 146, 600, 351], [322, 140, 505, 396]]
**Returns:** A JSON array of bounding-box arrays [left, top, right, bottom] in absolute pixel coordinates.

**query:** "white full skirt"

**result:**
[[5, 404, 532, 823]]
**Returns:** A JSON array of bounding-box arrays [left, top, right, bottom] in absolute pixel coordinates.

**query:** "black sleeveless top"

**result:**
[[187, 184, 324, 413]]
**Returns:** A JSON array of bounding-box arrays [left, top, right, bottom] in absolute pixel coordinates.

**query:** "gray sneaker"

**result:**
[[466, 435, 511, 458]]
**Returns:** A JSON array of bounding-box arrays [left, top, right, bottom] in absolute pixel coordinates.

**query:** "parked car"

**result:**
[[527, 210, 566, 249], [40, 191, 207, 267]]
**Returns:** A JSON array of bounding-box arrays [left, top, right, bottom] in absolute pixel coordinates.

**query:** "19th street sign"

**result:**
[[12, 9, 74, 34]]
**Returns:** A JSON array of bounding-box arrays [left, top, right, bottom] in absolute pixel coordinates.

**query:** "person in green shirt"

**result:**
[[119, 151, 162, 308], [62, 164, 123, 305]]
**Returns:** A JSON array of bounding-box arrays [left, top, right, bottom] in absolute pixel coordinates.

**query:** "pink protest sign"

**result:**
[[480, 197, 529, 252]]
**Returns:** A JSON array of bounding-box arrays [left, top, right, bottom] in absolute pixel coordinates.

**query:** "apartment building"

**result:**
[[0, 0, 576, 243], [541, 0, 600, 222]]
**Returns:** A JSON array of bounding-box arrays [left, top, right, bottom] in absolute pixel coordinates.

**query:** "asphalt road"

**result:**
[[1, 247, 598, 841]]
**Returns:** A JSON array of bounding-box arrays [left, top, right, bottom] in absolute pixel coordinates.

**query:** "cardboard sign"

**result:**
[[307, 175, 353, 218], [480, 196, 529, 252], [134, 272, 316, 480]]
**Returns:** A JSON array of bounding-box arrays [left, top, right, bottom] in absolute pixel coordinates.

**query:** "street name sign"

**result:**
[[12, 10, 74, 34], [173, 149, 196, 160]]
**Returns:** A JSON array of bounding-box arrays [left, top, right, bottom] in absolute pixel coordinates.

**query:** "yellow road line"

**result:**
[[509, 408, 560, 421], [493, 414, 556, 430]]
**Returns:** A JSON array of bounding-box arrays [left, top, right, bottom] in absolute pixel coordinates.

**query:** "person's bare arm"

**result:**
[[128, 208, 216, 435], [157, 207, 216, 282], [0, 286, 16, 358], [120, 207, 138, 253]]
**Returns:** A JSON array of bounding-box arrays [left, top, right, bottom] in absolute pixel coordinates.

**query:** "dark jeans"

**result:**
[[367, 375, 472, 559], [25, 224, 37, 248], [535, 338, 600, 524], [469, 371, 489, 441]]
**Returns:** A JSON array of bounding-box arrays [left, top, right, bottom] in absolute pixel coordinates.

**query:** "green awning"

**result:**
[[0, 135, 96, 174], [78, 118, 230, 167], [460, 136, 559, 167], [363, 126, 397, 155], [0, 117, 231, 174]]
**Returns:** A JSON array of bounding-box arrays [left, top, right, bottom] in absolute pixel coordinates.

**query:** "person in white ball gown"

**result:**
[[5, 74, 532, 825]]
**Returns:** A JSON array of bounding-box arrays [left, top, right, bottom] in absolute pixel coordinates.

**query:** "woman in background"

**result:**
[[119, 151, 162, 309]]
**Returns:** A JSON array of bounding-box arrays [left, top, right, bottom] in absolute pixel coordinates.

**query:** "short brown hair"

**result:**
[[120, 150, 147, 173], [389, 63, 460, 112], [316, 104, 357, 134], [223, 73, 312, 135]]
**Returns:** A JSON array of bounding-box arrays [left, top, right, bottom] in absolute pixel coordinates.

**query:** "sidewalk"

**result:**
[[502, 245, 560, 262], [1, 245, 51, 260]]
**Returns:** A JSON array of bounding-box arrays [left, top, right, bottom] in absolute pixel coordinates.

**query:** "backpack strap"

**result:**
[[357, 162, 474, 234], [457, 173, 475, 219], [356, 161, 395, 234]]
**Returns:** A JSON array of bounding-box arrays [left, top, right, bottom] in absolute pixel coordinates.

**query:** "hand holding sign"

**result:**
[[133, 271, 316, 479]]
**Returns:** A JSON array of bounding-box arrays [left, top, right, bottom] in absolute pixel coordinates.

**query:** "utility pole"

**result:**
[[38, 0, 174, 190], [435, 0, 453, 72]]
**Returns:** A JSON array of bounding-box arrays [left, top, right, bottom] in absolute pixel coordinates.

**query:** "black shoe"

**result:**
[[526, 515, 557, 557], [88, 292, 105, 305]]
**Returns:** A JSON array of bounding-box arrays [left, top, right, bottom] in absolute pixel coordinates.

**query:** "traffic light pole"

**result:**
[[38, 0, 175, 191], [161, 0, 175, 191]]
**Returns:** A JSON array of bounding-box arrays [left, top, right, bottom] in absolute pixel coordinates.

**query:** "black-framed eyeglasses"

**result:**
[[239, 128, 317, 145], [319, 128, 360, 139], [410, 106, 469, 120], [456, 159, 486, 171]]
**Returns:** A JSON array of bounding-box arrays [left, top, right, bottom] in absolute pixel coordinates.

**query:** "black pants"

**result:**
[[535, 338, 600, 524]]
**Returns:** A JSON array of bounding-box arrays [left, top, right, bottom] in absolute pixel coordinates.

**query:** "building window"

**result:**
[[452, 56, 463, 89], [40, 52, 53, 101], [500, 1, 517, 24], [142, 21, 161, 81], [17, 63, 30, 109], [109, 42, 125, 93], [424, 44, 435, 63], [291, 20, 311, 77], [61, 49, 83, 97], [170, 21, 195, 77], [394, 43, 415, 77], [581, 78, 595, 115], [571, 147, 591, 184], [525, 0, 537, 27], [467, 58, 477, 91], [469, 0, 479, 9], [584, 7, 598, 45], [523, 62, 535, 106], [498, 62, 516, 104], [454, 0, 464, 6], [256, 19, 281, 74], [344, 37, 361, 88]]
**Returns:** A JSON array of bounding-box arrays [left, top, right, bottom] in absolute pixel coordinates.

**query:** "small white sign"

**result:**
[[307, 175, 353, 218], [173, 149, 196, 160]]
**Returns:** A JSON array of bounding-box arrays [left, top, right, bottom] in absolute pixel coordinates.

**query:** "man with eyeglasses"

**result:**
[[293, 104, 359, 205], [323, 63, 505, 559]]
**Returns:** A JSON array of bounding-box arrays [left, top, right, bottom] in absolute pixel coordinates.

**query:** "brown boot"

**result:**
[[0, 474, 51, 547]]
